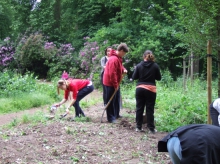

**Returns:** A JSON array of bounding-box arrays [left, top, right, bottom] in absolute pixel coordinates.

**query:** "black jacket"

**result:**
[[158, 124, 220, 164], [132, 61, 161, 86]]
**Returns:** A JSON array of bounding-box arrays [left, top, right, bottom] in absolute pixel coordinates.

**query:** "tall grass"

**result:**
[[121, 77, 218, 132], [0, 71, 60, 114]]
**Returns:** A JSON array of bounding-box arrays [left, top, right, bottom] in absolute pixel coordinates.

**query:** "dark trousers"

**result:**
[[135, 87, 156, 130], [105, 85, 120, 122], [101, 72, 107, 105], [210, 102, 219, 126], [73, 85, 94, 117]]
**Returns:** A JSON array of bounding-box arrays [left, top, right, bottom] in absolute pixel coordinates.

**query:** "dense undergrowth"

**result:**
[[0, 71, 60, 114]]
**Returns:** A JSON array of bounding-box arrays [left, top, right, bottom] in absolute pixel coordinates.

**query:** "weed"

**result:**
[[70, 156, 79, 162], [21, 114, 31, 124], [8, 118, 18, 127]]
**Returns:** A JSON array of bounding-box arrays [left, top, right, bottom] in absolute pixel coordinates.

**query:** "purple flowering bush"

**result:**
[[15, 33, 47, 76], [14, 32, 77, 79], [45, 42, 77, 80], [0, 37, 15, 71], [78, 37, 103, 80]]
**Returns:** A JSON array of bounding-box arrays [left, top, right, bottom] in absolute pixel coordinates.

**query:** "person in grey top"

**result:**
[[100, 46, 112, 105]]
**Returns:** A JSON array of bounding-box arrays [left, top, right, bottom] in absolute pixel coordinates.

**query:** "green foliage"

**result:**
[[9, 0, 34, 38], [15, 32, 49, 77], [0, 71, 57, 114], [160, 69, 174, 87], [0, 1, 14, 39], [155, 79, 209, 131], [0, 70, 37, 97], [0, 13, 11, 40], [0, 93, 54, 114], [5, 111, 50, 128]]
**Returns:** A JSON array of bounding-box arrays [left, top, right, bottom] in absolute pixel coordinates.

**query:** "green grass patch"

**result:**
[[0, 93, 54, 114]]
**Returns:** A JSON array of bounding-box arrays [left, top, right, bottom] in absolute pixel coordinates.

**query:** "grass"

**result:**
[[0, 93, 55, 114]]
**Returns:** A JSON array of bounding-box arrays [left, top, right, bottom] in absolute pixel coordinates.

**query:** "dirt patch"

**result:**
[[0, 90, 171, 164]]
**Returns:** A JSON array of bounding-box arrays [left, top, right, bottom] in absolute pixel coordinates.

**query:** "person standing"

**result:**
[[209, 98, 220, 126], [100, 46, 112, 106], [103, 43, 129, 123], [158, 124, 220, 164], [54, 78, 94, 120], [132, 50, 161, 133]]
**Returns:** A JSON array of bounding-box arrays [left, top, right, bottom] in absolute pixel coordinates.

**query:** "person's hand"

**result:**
[[54, 103, 60, 107], [66, 108, 70, 114], [123, 69, 127, 74]]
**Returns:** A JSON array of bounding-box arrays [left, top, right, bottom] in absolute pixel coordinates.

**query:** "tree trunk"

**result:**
[[183, 57, 186, 91], [53, 0, 61, 29]]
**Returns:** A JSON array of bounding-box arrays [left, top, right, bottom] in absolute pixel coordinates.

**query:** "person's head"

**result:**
[[61, 71, 69, 80], [143, 50, 155, 62], [117, 43, 129, 57], [57, 79, 69, 94], [105, 46, 112, 57]]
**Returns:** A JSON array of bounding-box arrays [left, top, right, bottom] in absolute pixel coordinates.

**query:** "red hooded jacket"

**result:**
[[103, 50, 125, 89]]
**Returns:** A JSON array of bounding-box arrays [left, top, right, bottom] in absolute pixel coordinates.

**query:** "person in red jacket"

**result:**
[[54, 78, 94, 120], [103, 43, 129, 123]]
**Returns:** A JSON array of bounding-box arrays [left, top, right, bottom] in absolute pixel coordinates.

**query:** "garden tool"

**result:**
[[100, 75, 124, 123]]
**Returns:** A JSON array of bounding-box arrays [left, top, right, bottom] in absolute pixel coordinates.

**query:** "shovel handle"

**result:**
[[100, 75, 124, 123]]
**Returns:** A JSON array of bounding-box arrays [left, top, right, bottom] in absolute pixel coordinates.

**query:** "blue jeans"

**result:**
[[167, 137, 182, 164], [73, 85, 94, 117]]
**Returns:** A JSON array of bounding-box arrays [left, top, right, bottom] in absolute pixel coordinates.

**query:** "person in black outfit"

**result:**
[[158, 124, 220, 164], [132, 50, 161, 133]]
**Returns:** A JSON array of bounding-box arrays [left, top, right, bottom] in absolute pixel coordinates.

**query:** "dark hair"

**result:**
[[105, 46, 112, 56], [143, 50, 155, 61], [117, 43, 129, 52]]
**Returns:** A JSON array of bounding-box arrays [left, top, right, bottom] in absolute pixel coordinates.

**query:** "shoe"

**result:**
[[109, 120, 117, 123], [117, 115, 123, 119], [148, 129, 157, 134], [136, 128, 144, 132]]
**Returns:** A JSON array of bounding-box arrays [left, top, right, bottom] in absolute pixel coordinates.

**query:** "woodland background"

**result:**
[[0, 0, 220, 87]]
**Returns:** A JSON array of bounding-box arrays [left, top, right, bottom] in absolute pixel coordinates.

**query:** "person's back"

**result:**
[[132, 50, 161, 133], [158, 124, 220, 164], [133, 60, 161, 86]]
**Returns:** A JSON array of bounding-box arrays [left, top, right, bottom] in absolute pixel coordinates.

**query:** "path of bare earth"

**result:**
[[0, 89, 171, 164]]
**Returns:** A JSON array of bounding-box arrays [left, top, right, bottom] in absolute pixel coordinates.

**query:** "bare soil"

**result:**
[[0, 90, 171, 164]]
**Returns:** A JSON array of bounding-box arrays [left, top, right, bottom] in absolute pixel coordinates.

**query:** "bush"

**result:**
[[0, 37, 15, 71], [0, 70, 37, 98]]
